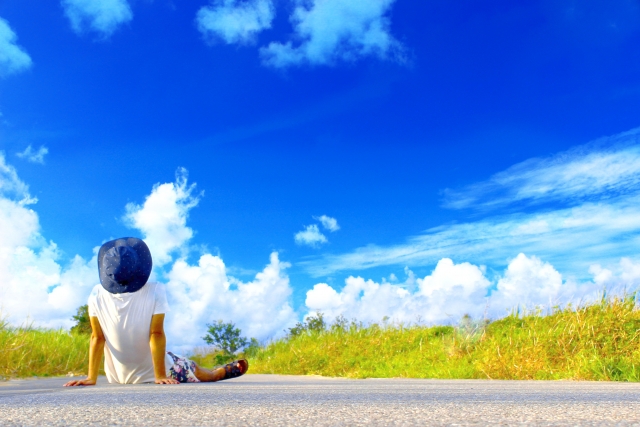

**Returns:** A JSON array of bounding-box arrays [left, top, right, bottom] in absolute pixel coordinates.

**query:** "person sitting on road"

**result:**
[[64, 237, 248, 386]]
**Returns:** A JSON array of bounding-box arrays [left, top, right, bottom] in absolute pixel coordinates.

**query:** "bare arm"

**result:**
[[149, 313, 179, 385], [64, 316, 105, 386]]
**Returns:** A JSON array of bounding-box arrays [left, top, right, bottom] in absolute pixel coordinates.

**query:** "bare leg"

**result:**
[[193, 360, 248, 382], [193, 365, 226, 382]]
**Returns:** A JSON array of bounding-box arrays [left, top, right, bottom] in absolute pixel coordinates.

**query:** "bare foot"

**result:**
[[193, 359, 249, 382], [236, 359, 249, 375]]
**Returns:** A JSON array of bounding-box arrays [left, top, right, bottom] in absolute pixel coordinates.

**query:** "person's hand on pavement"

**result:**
[[155, 377, 180, 385], [63, 378, 96, 387]]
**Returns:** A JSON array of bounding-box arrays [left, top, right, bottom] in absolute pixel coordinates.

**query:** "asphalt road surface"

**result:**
[[1, 374, 640, 426]]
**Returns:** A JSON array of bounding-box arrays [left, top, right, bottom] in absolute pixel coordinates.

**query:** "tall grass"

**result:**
[[0, 317, 90, 379], [250, 295, 640, 380], [2, 296, 640, 380]]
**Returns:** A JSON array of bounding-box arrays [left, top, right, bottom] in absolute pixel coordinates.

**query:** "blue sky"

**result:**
[[2, 0, 640, 347]]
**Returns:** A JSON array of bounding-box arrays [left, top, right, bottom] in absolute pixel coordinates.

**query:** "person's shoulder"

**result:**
[[88, 284, 102, 300], [144, 282, 161, 293], [140, 282, 165, 297], [87, 284, 102, 315], [147, 282, 170, 313]]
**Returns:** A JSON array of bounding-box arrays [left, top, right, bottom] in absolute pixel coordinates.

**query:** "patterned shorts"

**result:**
[[167, 351, 201, 383]]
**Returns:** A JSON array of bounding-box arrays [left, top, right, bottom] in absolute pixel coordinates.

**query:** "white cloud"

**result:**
[[124, 168, 201, 267], [304, 195, 640, 279], [589, 257, 640, 290], [490, 254, 583, 313], [121, 168, 297, 348], [305, 254, 609, 324], [0, 153, 37, 205], [442, 128, 640, 210], [294, 224, 327, 247], [61, 0, 133, 37], [16, 145, 48, 164], [0, 153, 96, 328], [261, 0, 404, 67], [165, 252, 296, 350], [0, 160, 297, 346], [315, 214, 339, 232], [0, 17, 32, 78], [1, 151, 638, 346], [197, 0, 275, 45], [307, 258, 490, 323], [305, 129, 640, 280]]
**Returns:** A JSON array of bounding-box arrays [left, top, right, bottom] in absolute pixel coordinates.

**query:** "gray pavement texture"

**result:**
[[1, 375, 640, 426]]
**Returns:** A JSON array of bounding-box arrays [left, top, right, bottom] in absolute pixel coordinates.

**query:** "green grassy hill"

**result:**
[[249, 296, 640, 380], [3, 296, 640, 381]]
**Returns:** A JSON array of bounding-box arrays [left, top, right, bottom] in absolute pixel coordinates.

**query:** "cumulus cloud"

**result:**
[[0, 17, 32, 78], [442, 128, 640, 211], [0, 153, 96, 328], [315, 215, 339, 232], [2, 152, 639, 345], [295, 224, 327, 247], [589, 258, 640, 290], [124, 168, 201, 267], [122, 168, 296, 348], [261, 0, 404, 67], [490, 254, 585, 312], [16, 145, 48, 164], [165, 252, 296, 349], [0, 161, 297, 345], [305, 254, 610, 324], [197, 0, 275, 45], [306, 258, 489, 323], [61, 0, 133, 37]]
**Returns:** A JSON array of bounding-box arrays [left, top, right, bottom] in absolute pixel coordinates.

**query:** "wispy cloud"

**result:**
[[304, 195, 640, 278], [0, 152, 37, 205], [16, 145, 48, 164], [442, 128, 640, 211], [304, 129, 640, 279], [315, 214, 340, 232], [295, 224, 327, 247], [260, 0, 404, 67], [0, 17, 32, 78], [61, 0, 133, 37], [196, 0, 275, 45]]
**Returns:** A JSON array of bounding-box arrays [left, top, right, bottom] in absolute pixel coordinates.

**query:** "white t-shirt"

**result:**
[[88, 282, 173, 384]]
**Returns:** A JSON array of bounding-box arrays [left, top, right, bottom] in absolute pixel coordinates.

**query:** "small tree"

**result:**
[[202, 320, 249, 357], [288, 312, 326, 338], [70, 305, 91, 335]]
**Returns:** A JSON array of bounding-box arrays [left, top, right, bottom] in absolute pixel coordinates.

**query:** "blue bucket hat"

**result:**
[[98, 237, 152, 294]]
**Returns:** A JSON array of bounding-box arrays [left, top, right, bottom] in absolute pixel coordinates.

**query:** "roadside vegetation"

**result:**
[[190, 320, 260, 367], [2, 295, 640, 381], [0, 316, 90, 379], [250, 295, 640, 380]]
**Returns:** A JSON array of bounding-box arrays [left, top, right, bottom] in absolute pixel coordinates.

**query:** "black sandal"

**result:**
[[221, 359, 249, 380]]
